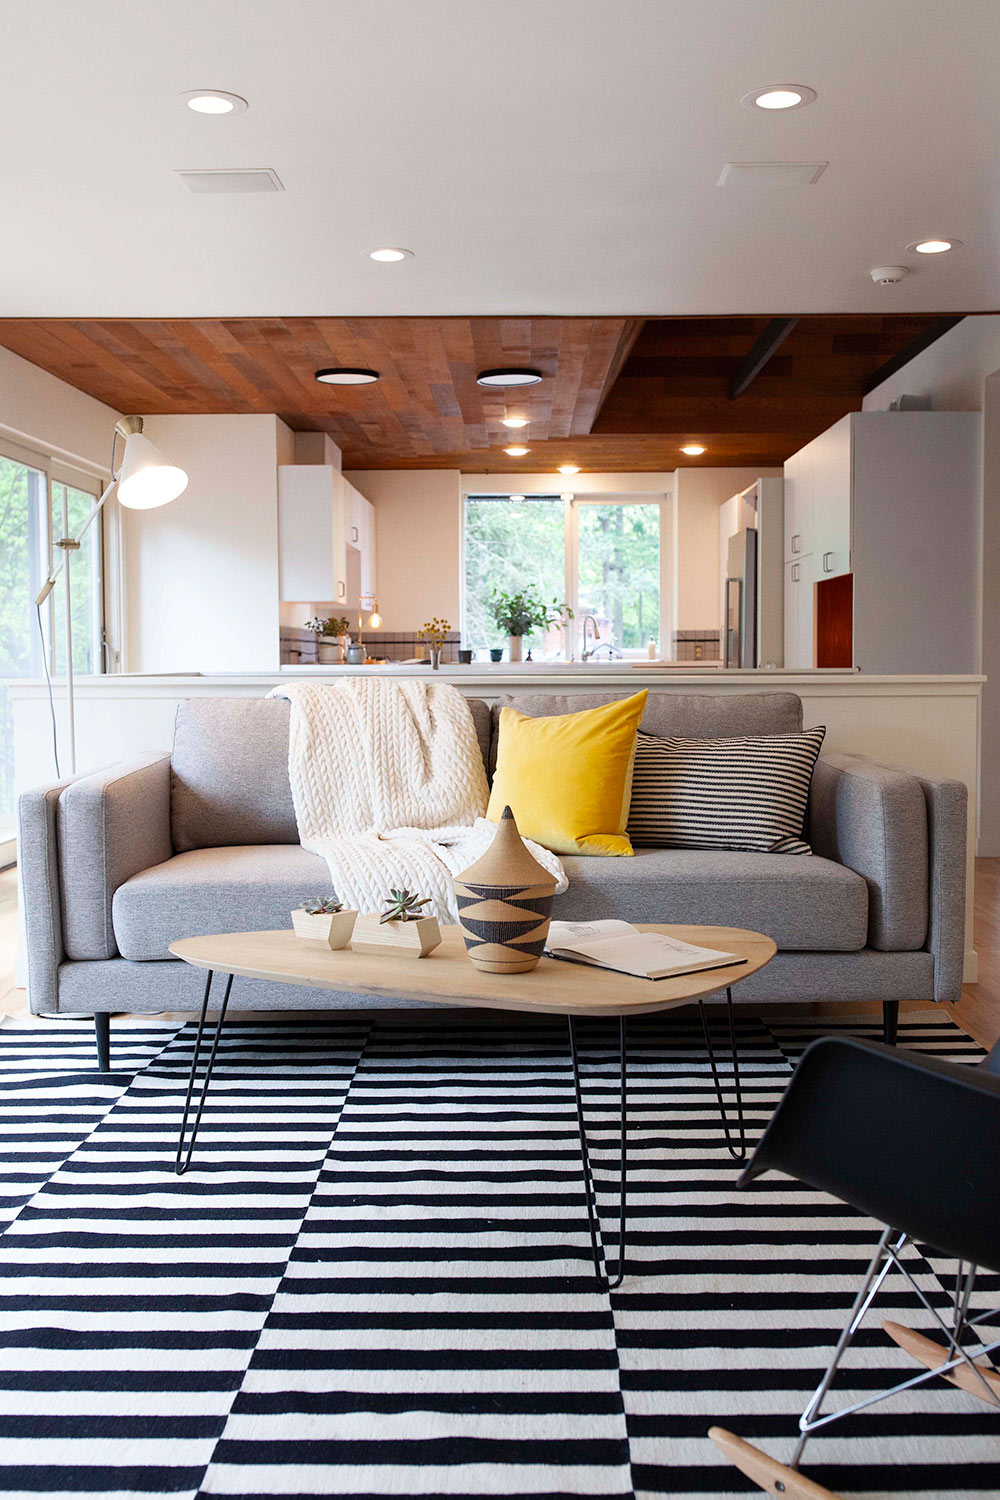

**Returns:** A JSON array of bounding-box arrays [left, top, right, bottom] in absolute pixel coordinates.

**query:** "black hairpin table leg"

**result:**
[[175, 968, 233, 1175], [569, 1014, 627, 1289], [698, 988, 748, 1162]]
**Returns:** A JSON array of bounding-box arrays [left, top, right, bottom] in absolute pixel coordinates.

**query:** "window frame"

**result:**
[[461, 489, 672, 660]]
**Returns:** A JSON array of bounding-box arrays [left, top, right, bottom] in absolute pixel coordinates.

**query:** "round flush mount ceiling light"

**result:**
[[558, 464, 580, 475], [477, 368, 543, 388], [315, 367, 380, 385], [680, 443, 706, 456], [509, 494, 525, 502], [908, 238, 961, 254], [178, 89, 248, 114], [742, 85, 816, 111], [369, 247, 413, 262], [504, 445, 530, 457], [501, 416, 529, 428]]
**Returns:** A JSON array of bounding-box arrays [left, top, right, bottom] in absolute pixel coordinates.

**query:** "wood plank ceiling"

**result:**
[[0, 313, 971, 471]]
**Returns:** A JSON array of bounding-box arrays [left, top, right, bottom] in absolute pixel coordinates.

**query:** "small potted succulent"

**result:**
[[417, 617, 450, 670], [307, 615, 351, 664], [489, 589, 573, 663], [351, 888, 442, 957], [291, 896, 357, 949]]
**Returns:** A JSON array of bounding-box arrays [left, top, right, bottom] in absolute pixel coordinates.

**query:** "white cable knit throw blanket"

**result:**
[[269, 679, 567, 923]]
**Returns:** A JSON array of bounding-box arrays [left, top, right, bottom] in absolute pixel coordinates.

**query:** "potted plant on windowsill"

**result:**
[[307, 616, 351, 664], [291, 897, 357, 948], [490, 589, 573, 663], [351, 888, 442, 957]]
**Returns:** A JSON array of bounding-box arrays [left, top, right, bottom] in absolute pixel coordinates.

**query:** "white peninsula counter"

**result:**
[[8, 666, 983, 978]]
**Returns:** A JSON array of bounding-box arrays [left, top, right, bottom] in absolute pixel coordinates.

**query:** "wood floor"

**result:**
[[1, 859, 999, 1047]]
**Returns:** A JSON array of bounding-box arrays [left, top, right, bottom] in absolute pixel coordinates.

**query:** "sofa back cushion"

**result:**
[[171, 694, 493, 851], [490, 691, 802, 775]]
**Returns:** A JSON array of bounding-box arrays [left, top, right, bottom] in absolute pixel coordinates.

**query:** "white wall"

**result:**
[[0, 343, 120, 475], [672, 467, 782, 635], [124, 415, 292, 674], [346, 470, 462, 633], [862, 315, 1000, 851]]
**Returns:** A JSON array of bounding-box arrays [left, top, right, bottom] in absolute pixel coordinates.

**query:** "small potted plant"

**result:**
[[490, 589, 573, 663], [351, 888, 442, 957], [417, 617, 450, 670], [291, 896, 357, 949], [307, 616, 351, 664]]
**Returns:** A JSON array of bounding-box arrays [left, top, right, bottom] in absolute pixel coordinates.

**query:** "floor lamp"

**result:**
[[34, 416, 188, 775]]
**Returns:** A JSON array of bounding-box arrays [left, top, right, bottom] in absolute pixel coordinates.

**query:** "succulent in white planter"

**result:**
[[351, 888, 442, 957], [307, 616, 351, 665], [291, 896, 357, 949]]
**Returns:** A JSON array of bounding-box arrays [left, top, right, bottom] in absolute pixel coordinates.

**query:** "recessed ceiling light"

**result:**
[[742, 85, 816, 111], [369, 247, 413, 262], [501, 416, 530, 428], [908, 238, 961, 254], [178, 89, 248, 115], [477, 368, 543, 387], [315, 367, 380, 385], [504, 445, 530, 457], [509, 494, 525, 502], [558, 464, 580, 476], [680, 444, 706, 456]]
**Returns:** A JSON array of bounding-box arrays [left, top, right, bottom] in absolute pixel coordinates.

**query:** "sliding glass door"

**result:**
[[0, 445, 104, 852]]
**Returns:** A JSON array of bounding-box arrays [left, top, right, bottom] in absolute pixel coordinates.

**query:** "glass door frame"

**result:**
[[565, 494, 672, 660]]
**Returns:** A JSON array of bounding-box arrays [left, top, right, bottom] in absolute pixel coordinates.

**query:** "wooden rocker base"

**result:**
[[883, 1321, 1000, 1407], [708, 1428, 845, 1499]]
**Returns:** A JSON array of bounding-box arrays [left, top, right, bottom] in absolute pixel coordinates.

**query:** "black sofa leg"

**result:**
[[94, 1014, 110, 1072], [882, 1001, 899, 1047]]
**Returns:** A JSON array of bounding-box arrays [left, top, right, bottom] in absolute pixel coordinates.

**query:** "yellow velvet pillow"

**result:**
[[487, 691, 648, 856]]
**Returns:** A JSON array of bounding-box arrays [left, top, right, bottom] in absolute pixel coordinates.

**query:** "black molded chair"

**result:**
[[710, 1034, 1000, 1500]]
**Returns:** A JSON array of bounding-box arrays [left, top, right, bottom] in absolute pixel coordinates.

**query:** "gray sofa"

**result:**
[[18, 689, 968, 1066]]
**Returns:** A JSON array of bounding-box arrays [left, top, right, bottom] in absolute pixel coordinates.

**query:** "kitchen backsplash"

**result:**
[[672, 629, 722, 662], [281, 628, 462, 665]]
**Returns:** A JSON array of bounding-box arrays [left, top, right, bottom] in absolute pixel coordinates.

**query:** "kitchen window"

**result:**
[[463, 492, 668, 660]]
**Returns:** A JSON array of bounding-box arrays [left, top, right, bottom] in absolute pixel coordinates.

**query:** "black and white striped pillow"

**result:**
[[627, 726, 826, 854]]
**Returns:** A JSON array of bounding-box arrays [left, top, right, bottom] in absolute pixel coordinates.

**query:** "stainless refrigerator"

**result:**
[[725, 527, 757, 668]]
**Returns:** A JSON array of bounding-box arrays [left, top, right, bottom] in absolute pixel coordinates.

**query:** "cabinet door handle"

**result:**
[[791, 533, 802, 554], [823, 551, 834, 573], [351, 525, 359, 543], [791, 563, 800, 582], [337, 580, 346, 599]]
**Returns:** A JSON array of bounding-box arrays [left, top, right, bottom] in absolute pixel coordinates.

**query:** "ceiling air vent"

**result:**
[[718, 161, 828, 187], [175, 168, 284, 194]]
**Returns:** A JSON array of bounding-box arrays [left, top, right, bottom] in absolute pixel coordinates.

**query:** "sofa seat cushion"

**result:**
[[112, 845, 333, 961], [552, 848, 868, 952]]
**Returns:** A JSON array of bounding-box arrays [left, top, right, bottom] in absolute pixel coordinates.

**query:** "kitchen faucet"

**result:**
[[581, 615, 601, 661]]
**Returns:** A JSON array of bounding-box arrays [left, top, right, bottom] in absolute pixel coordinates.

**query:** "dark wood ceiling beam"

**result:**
[[728, 317, 800, 399], [861, 316, 965, 395]]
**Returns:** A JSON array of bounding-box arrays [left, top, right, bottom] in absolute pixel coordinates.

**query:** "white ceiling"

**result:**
[[3, 0, 998, 317]]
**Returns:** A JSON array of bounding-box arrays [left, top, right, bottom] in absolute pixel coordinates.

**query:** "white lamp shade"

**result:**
[[117, 431, 188, 510]]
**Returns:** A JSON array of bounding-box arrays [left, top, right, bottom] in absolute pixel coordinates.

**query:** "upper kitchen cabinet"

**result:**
[[277, 465, 348, 603], [344, 479, 377, 602], [783, 411, 980, 672]]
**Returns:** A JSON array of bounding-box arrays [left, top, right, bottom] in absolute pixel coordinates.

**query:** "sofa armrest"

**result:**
[[810, 754, 929, 952], [18, 777, 74, 1013], [809, 753, 967, 1000], [57, 753, 172, 961]]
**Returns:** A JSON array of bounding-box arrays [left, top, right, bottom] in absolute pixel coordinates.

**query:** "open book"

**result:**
[[545, 920, 745, 981]]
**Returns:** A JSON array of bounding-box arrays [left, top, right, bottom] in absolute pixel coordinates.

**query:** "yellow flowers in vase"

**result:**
[[418, 617, 451, 670]]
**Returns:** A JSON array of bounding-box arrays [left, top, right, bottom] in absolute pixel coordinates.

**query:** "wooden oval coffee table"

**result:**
[[170, 923, 776, 1284]]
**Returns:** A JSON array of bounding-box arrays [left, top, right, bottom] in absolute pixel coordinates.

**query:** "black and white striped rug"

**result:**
[[0, 1009, 996, 1500]]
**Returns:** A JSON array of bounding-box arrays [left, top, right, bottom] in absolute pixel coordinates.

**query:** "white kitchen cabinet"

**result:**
[[783, 411, 980, 673], [784, 445, 814, 562], [783, 555, 814, 669], [277, 465, 348, 603], [343, 480, 377, 603]]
